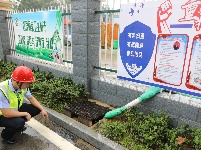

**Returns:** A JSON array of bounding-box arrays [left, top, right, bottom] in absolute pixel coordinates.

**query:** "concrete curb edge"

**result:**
[[45, 106, 128, 150]]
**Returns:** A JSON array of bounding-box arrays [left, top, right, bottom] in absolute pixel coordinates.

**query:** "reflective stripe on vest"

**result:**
[[0, 80, 27, 115], [0, 84, 9, 99]]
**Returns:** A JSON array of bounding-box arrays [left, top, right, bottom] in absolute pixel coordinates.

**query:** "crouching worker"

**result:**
[[0, 66, 48, 144]]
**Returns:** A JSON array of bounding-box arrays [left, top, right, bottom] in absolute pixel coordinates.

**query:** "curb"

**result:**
[[45, 106, 128, 150]]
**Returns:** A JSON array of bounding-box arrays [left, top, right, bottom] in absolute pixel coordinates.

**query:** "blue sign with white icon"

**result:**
[[119, 21, 156, 78]]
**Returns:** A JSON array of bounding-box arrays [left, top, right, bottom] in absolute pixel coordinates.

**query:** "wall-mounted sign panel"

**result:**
[[12, 11, 63, 64], [118, 0, 201, 97]]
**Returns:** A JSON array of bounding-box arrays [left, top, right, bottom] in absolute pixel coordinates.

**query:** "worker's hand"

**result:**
[[41, 109, 48, 120], [25, 112, 31, 121]]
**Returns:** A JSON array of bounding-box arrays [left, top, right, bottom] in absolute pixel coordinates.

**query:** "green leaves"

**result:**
[[30, 69, 88, 112], [0, 60, 88, 113], [14, 0, 59, 11], [191, 129, 201, 149], [13, 0, 71, 11], [97, 108, 201, 150], [0, 60, 16, 82], [101, 120, 126, 141]]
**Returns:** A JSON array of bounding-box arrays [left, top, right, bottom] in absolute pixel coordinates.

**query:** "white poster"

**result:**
[[118, 0, 201, 97]]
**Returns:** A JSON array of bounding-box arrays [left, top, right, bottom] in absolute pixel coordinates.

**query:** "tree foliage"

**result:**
[[102, 4, 110, 10], [13, 0, 71, 11]]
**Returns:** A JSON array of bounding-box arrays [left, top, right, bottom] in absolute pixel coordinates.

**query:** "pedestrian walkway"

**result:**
[[0, 118, 80, 150]]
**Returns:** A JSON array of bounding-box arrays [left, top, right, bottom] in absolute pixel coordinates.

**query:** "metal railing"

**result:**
[[96, 0, 121, 81], [96, 0, 201, 105], [96, 0, 157, 80], [96, 0, 144, 79], [6, 4, 73, 72]]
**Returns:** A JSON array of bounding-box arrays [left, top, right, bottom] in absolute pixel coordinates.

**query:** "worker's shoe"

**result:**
[[1, 129, 17, 144], [1, 129, 5, 140], [3, 137, 17, 144], [21, 126, 27, 132], [16, 126, 27, 133]]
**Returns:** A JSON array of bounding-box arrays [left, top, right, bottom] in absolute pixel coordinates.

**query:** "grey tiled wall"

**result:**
[[0, 11, 11, 59]]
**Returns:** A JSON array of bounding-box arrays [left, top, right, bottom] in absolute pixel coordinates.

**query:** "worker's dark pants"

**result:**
[[0, 103, 41, 139]]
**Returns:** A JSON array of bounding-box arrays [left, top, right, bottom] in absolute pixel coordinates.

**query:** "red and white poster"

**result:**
[[186, 34, 201, 91], [153, 34, 189, 86]]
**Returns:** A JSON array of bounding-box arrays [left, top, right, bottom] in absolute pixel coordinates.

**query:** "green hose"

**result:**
[[104, 86, 161, 119], [104, 87, 201, 119], [103, 106, 127, 119], [138, 87, 161, 102]]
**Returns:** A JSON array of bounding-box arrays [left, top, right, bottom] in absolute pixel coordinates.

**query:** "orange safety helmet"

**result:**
[[11, 66, 35, 82]]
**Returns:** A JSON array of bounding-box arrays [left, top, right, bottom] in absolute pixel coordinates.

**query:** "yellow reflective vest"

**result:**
[[0, 80, 27, 116]]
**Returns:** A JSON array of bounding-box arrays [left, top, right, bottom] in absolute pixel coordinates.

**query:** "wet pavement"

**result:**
[[0, 126, 61, 150], [0, 114, 98, 150], [34, 115, 98, 150]]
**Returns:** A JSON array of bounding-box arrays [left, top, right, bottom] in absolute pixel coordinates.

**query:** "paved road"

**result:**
[[0, 118, 80, 150]]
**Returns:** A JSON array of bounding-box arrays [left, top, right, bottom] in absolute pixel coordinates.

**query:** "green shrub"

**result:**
[[191, 129, 201, 149], [98, 107, 199, 150], [0, 60, 16, 81], [101, 120, 126, 141], [30, 67, 89, 112]]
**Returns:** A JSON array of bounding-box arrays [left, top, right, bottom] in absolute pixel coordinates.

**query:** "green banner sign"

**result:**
[[12, 10, 63, 63]]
